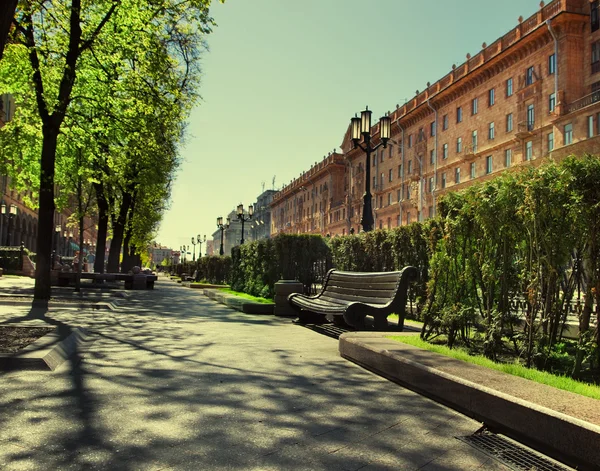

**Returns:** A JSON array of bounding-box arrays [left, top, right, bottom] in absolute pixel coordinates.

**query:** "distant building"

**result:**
[[250, 189, 277, 241], [150, 244, 173, 265]]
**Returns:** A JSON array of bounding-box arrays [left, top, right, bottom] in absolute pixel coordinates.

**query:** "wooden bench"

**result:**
[[288, 266, 418, 330], [56, 272, 157, 289]]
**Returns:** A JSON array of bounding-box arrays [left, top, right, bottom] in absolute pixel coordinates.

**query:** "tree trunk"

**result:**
[[121, 224, 132, 273], [106, 191, 132, 273], [34, 127, 58, 300], [0, 0, 18, 61], [93, 181, 109, 273]]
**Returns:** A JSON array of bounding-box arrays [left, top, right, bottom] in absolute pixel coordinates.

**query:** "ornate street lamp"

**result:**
[[350, 106, 391, 232], [236, 203, 253, 245], [1, 203, 18, 246], [191, 236, 197, 262], [216, 216, 230, 256]]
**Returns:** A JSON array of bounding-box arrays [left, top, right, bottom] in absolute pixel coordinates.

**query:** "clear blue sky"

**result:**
[[157, 0, 541, 251]]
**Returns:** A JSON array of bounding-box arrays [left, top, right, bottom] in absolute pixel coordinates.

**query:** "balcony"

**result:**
[[464, 144, 477, 160], [567, 90, 600, 114], [515, 121, 534, 140]]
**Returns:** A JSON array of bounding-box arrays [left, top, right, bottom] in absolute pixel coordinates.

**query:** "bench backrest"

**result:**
[[320, 266, 418, 309]]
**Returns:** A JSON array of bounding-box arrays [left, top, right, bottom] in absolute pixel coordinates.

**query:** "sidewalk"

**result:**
[[0, 278, 513, 471]]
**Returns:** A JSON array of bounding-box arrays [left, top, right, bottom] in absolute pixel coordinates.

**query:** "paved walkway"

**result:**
[[0, 278, 510, 470]]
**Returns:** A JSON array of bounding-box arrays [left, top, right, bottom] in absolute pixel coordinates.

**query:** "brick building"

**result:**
[[270, 152, 346, 236], [272, 0, 600, 235]]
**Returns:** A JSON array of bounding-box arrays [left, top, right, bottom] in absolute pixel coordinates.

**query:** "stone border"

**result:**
[[0, 326, 90, 371], [202, 288, 275, 315], [339, 332, 600, 471]]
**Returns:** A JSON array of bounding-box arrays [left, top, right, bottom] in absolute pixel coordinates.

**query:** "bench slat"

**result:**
[[320, 293, 390, 305], [329, 271, 402, 283], [324, 285, 397, 299], [325, 280, 400, 290]]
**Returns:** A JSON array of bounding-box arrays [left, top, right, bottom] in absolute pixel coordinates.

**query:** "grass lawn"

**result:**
[[217, 288, 273, 304], [388, 335, 600, 400]]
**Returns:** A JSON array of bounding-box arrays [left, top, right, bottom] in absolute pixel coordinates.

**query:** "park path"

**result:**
[[0, 279, 509, 470]]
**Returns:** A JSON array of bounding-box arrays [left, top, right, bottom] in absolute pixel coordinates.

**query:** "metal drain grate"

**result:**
[[297, 323, 350, 340], [458, 428, 574, 471]]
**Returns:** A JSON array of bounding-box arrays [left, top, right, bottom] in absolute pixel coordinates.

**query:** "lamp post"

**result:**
[[196, 234, 206, 260], [236, 203, 253, 245], [1, 204, 18, 246], [190, 236, 197, 262], [350, 106, 391, 232], [216, 216, 230, 256]]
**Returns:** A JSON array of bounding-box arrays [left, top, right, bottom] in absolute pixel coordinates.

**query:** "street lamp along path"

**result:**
[[350, 106, 391, 232], [236, 203, 253, 245], [216, 217, 230, 256]]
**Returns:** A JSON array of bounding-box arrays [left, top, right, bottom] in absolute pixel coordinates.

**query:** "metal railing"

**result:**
[[567, 90, 600, 113]]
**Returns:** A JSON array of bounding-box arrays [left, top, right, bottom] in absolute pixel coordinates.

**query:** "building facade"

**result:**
[[272, 0, 600, 235], [270, 152, 346, 236], [249, 189, 277, 241]]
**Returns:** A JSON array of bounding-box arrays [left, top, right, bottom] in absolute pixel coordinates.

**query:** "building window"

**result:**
[[398, 164, 402, 178], [373, 176, 377, 188], [548, 132, 554, 152], [489, 88, 495, 106], [408, 135, 413, 148], [380, 149, 384, 162], [430, 121, 436, 137], [472, 130, 478, 153], [527, 104, 534, 131], [406, 212, 411, 224], [397, 189, 402, 201], [593, 41, 600, 74], [441, 172, 446, 189], [389, 169, 393, 182], [373, 156, 376, 167], [406, 184, 411, 200], [592, 0, 599, 32], [380, 173, 384, 188], [388, 193, 392, 206], [549, 93, 556, 113], [408, 160, 413, 174], [430, 149, 435, 165], [548, 54, 556, 75], [457, 106, 463, 123], [486, 155, 493, 174], [472, 97, 478, 115], [506, 77, 513, 97], [443, 114, 449, 130], [505, 149, 512, 167], [455, 167, 461, 184], [564, 123, 573, 145], [389, 146, 393, 158], [418, 128, 425, 142], [526, 66, 535, 86], [470, 162, 476, 179], [429, 177, 434, 193], [442, 143, 448, 159], [489, 122, 495, 140], [588, 115, 595, 138], [525, 140, 533, 161], [507, 113, 513, 132], [456, 136, 462, 153], [379, 220, 383, 229]]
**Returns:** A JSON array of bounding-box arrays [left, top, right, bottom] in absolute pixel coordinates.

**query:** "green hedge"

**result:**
[[424, 155, 600, 376], [230, 234, 331, 298]]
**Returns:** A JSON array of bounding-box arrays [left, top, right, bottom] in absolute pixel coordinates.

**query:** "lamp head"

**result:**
[[360, 106, 372, 135], [248, 205, 253, 217], [237, 204, 243, 216], [350, 115, 361, 144], [226, 217, 231, 228], [217, 216, 222, 227], [379, 115, 391, 147]]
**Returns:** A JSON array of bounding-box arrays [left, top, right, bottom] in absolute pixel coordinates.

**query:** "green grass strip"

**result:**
[[387, 335, 600, 400], [217, 288, 273, 304]]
